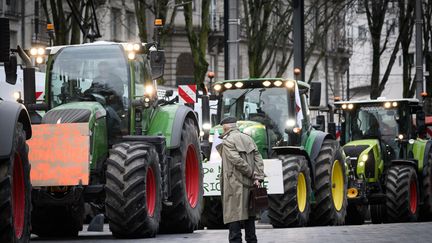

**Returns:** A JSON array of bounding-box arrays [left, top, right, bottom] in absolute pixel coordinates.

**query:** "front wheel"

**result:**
[[420, 153, 432, 220], [268, 155, 311, 227], [0, 123, 31, 243], [160, 118, 203, 233], [310, 139, 347, 226], [386, 165, 419, 222], [105, 142, 162, 238]]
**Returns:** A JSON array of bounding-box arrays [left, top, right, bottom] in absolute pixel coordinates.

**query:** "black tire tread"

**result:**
[[310, 139, 347, 226], [268, 155, 311, 227], [105, 142, 162, 238]]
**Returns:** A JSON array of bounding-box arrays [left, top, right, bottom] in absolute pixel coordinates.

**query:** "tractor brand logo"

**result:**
[[178, 84, 196, 104]]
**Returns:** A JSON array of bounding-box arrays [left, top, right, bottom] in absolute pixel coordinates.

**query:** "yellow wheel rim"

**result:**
[[297, 172, 307, 213], [331, 160, 344, 211]]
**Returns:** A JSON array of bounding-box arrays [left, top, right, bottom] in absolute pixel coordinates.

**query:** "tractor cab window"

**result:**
[[133, 54, 152, 97], [349, 105, 399, 154], [49, 45, 129, 136], [221, 87, 289, 141]]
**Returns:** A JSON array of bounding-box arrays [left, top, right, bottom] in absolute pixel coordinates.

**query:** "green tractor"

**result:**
[[200, 78, 348, 228], [335, 99, 432, 224], [26, 42, 203, 238]]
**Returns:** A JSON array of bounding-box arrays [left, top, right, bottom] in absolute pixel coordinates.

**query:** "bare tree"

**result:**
[[133, 0, 179, 44], [41, 0, 96, 45], [177, 0, 211, 85], [363, 0, 402, 99]]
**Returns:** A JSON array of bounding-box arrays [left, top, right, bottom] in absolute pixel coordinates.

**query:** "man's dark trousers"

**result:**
[[229, 217, 257, 243]]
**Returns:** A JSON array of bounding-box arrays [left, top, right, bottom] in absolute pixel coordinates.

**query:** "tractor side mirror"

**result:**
[[4, 55, 17, 85], [150, 50, 165, 80], [165, 90, 174, 97], [416, 110, 426, 137], [309, 82, 321, 107]]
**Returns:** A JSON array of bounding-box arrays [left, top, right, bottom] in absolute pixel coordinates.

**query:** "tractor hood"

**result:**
[[343, 139, 381, 179], [42, 102, 106, 128], [210, 120, 267, 157]]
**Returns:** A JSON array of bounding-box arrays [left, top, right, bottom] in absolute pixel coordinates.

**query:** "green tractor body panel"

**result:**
[[209, 121, 268, 158], [47, 102, 108, 170], [343, 139, 382, 183], [411, 139, 427, 171], [146, 104, 182, 148]]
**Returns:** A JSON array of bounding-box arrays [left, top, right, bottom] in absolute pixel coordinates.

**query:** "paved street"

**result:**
[[31, 222, 432, 243]]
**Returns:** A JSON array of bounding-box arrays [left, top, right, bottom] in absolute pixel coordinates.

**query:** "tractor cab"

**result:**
[[336, 99, 423, 163], [210, 78, 319, 157]]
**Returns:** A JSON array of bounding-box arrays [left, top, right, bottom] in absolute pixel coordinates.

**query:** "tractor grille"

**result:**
[[42, 109, 91, 124], [343, 145, 369, 174]]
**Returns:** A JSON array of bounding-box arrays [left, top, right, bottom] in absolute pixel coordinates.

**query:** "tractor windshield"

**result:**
[[348, 105, 399, 143], [48, 45, 128, 108], [221, 87, 289, 136]]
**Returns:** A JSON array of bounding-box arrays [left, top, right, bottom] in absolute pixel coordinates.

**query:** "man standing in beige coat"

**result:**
[[216, 117, 265, 243]]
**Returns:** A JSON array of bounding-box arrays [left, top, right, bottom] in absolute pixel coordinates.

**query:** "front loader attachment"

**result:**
[[28, 123, 90, 186]]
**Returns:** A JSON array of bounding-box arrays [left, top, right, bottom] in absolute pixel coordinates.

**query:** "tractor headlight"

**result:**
[[127, 52, 136, 60], [398, 134, 404, 140], [203, 123, 211, 131], [235, 82, 243, 88], [274, 80, 283, 87], [13, 91, 21, 101], [144, 85, 154, 96], [214, 84, 222, 91], [361, 154, 368, 162], [263, 80, 271, 87], [286, 80, 295, 89], [347, 104, 354, 110], [224, 83, 233, 89], [342, 104, 347, 109], [286, 119, 296, 127]]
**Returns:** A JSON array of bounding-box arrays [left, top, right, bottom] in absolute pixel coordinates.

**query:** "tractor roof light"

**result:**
[[347, 103, 354, 110], [133, 43, 141, 51], [384, 102, 391, 109], [294, 68, 301, 76], [37, 47, 45, 55], [286, 80, 295, 89], [341, 104, 347, 110], [263, 80, 271, 87], [274, 80, 283, 87], [214, 84, 222, 91], [30, 48, 38, 56], [398, 134, 404, 140], [392, 102, 398, 107], [224, 83, 233, 89], [155, 18, 163, 26], [235, 82, 243, 88]]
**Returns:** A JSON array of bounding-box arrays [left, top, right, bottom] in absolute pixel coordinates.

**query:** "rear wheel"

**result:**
[[268, 155, 311, 227], [0, 123, 31, 243], [420, 153, 432, 220], [345, 204, 367, 225], [310, 139, 347, 226], [160, 118, 203, 233], [201, 196, 226, 229], [105, 142, 162, 238], [386, 165, 419, 222]]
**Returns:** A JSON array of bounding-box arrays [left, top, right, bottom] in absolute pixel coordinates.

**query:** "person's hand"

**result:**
[[254, 180, 260, 187]]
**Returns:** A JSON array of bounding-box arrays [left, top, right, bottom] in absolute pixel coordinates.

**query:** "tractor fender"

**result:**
[[306, 130, 334, 163], [390, 159, 418, 168], [148, 104, 199, 149], [0, 100, 31, 159], [170, 105, 199, 149], [422, 140, 432, 171]]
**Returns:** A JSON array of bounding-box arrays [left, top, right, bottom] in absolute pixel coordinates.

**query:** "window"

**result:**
[[126, 11, 136, 41], [358, 25, 367, 41], [111, 8, 122, 41]]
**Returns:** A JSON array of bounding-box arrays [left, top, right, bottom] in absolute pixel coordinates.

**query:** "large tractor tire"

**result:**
[[345, 204, 367, 225], [268, 155, 311, 227], [105, 142, 162, 238], [0, 123, 31, 243], [31, 202, 84, 237], [420, 153, 432, 220], [386, 165, 419, 222], [310, 139, 347, 226], [160, 118, 203, 233], [201, 196, 226, 229]]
